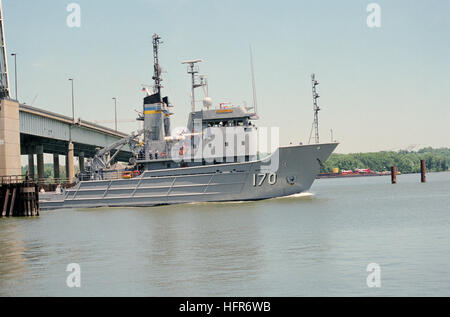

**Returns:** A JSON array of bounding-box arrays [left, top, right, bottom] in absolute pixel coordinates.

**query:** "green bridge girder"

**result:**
[[19, 104, 134, 162]]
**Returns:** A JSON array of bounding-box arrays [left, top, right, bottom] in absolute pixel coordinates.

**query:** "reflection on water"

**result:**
[[1, 172, 449, 296], [140, 204, 265, 294], [0, 225, 28, 282]]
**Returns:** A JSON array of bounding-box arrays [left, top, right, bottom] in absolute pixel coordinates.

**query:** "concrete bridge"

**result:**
[[1, 98, 133, 181]]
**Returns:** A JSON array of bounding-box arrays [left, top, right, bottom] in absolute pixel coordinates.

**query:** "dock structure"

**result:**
[[1, 175, 39, 217]]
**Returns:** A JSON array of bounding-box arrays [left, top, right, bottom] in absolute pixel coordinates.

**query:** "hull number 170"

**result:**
[[252, 173, 277, 186]]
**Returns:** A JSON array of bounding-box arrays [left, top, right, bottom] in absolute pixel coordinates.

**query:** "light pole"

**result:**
[[68, 78, 74, 123], [112, 97, 117, 131], [11, 53, 17, 100]]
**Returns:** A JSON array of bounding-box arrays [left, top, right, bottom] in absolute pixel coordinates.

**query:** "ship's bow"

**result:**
[[270, 142, 338, 196]]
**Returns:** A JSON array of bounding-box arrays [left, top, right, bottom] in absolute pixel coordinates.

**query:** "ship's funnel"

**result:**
[[143, 92, 165, 141]]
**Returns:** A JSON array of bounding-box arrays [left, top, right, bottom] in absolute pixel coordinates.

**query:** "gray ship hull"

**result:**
[[40, 143, 338, 210]]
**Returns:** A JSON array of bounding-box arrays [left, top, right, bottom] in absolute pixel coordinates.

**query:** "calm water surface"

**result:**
[[1, 172, 449, 296]]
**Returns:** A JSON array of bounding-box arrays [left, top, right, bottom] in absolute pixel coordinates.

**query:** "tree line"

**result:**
[[321, 147, 450, 174]]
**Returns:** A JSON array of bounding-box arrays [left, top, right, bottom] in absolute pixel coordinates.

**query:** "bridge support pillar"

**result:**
[[28, 153, 35, 179], [79, 152, 85, 174], [65, 156, 69, 180], [66, 141, 74, 183], [0, 99, 21, 177], [53, 154, 60, 180], [36, 145, 44, 182]]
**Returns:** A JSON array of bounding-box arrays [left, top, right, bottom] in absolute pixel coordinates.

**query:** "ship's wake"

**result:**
[[281, 192, 314, 199], [187, 191, 315, 207]]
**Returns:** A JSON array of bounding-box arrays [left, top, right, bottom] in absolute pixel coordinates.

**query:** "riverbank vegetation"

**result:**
[[321, 147, 450, 174]]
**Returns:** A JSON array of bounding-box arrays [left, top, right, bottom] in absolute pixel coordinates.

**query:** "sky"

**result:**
[[3, 0, 450, 154]]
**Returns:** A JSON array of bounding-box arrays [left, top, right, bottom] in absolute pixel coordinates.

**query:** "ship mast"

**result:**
[[309, 73, 321, 144], [182, 59, 203, 112], [249, 44, 258, 114], [152, 33, 163, 94]]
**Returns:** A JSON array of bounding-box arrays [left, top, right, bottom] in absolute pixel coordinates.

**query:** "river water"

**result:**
[[1, 172, 449, 296]]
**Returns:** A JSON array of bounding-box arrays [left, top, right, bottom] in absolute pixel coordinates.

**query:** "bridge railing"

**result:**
[[1, 175, 73, 186], [0, 175, 29, 185]]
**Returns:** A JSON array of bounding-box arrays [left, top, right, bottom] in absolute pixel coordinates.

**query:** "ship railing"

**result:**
[[77, 169, 141, 181], [101, 170, 123, 180], [136, 152, 172, 161]]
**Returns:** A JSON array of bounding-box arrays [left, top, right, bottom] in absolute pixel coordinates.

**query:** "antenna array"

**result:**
[[308, 73, 321, 144]]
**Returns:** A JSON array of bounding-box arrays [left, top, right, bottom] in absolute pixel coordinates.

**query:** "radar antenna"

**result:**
[[182, 59, 203, 112], [308, 73, 321, 144]]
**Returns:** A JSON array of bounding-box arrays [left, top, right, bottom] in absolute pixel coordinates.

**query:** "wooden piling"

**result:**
[[391, 166, 397, 184], [420, 159, 426, 183], [0, 178, 39, 217], [2, 187, 10, 216], [8, 187, 17, 217]]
